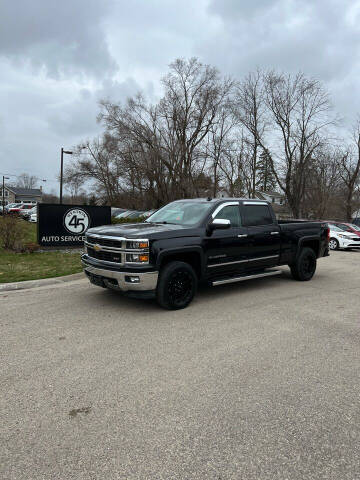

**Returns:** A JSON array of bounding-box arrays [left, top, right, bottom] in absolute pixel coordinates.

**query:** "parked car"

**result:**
[[328, 221, 360, 237], [21, 206, 37, 220], [142, 209, 156, 218], [5, 203, 22, 212], [111, 207, 126, 217], [17, 204, 36, 217], [127, 211, 146, 219], [115, 210, 135, 219], [328, 224, 360, 250], [82, 198, 330, 310], [8, 204, 27, 214], [29, 212, 37, 223]]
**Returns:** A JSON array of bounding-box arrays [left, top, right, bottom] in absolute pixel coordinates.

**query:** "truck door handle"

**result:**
[[270, 231, 280, 235], [238, 234, 248, 238]]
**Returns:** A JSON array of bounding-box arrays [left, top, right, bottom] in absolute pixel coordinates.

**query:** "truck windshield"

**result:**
[[146, 201, 213, 226]]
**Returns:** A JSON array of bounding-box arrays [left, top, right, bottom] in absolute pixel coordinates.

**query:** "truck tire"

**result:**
[[156, 261, 198, 310], [290, 247, 317, 281]]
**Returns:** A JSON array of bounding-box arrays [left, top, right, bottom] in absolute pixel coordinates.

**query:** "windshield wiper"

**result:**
[[147, 221, 177, 225]]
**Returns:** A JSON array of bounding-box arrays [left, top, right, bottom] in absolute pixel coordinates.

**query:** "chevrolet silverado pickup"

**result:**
[[82, 198, 330, 309]]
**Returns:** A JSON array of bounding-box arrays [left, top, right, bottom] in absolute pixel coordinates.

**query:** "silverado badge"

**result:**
[[94, 244, 102, 252]]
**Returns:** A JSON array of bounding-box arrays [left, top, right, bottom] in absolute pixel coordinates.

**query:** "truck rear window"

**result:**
[[243, 205, 273, 226]]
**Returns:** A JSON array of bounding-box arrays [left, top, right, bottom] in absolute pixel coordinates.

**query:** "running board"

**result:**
[[212, 269, 282, 286]]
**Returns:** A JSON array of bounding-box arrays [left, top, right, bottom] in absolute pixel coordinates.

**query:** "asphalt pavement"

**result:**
[[1, 251, 360, 479]]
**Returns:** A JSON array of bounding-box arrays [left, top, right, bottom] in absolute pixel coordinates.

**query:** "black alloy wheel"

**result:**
[[300, 252, 316, 278], [167, 270, 194, 307], [290, 247, 317, 281], [156, 261, 197, 310]]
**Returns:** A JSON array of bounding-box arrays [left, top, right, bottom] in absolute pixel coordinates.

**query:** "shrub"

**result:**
[[23, 242, 40, 253], [0, 216, 29, 252]]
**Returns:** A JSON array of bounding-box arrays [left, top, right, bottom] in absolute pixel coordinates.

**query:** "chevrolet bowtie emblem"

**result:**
[[93, 244, 102, 252]]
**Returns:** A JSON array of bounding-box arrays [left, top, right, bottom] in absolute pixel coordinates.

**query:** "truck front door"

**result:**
[[204, 202, 249, 278]]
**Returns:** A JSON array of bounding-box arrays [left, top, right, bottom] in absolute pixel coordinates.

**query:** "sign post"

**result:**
[[37, 204, 111, 247]]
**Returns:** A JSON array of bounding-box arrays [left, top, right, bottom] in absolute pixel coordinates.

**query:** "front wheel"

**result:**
[[290, 247, 317, 281], [328, 238, 339, 250], [156, 261, 198, 310]]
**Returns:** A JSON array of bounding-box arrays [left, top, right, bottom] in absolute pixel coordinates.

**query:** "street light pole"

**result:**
[[59, 147, 73, 204], [2, 176, 9, 214]]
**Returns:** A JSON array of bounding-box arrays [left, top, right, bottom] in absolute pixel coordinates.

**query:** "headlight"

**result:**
[[126, 240, 149, 249], [338, 234, 350, 239], [126, 253, 149, 263]]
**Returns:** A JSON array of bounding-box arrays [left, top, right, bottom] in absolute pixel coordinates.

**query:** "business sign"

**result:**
[[38, 204, 111, 246]]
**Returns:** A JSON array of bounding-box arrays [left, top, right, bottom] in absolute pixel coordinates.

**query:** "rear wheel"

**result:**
[[328, 238, 339, 250], [290, 247, 317, 281], [156, 261, 197, 310]]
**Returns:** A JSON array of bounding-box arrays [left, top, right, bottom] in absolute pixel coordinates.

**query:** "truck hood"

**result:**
[[86, 222, 201, 240]]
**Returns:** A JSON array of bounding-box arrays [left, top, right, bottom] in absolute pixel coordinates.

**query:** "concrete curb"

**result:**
[[0, 272, 85, 292]]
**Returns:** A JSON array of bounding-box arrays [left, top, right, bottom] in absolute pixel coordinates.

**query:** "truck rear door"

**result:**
[[241, 202, 281, 270]]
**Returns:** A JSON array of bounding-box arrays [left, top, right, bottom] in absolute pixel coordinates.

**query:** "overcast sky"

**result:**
[[1, 0, 360, 192]]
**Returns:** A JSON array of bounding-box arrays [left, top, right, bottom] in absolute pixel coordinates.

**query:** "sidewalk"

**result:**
[[0, 272, 85, 292]]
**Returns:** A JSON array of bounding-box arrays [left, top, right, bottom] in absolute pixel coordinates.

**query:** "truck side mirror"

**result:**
[[207, 218, 231, 235]]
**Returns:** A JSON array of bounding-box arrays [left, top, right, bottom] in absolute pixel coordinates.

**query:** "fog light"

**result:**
[[125, 275, 140, 283]]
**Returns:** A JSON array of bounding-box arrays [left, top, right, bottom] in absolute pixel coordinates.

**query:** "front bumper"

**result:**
[[340, 239, 360, 249], [81, 255, 158, 294]]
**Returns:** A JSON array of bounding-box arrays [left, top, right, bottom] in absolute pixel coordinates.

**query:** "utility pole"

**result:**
[[60, 147, 73, 204], [2, 176, 9, 214]]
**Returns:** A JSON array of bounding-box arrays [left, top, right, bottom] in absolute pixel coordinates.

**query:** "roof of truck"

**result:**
[[173, 198, 270, 204]]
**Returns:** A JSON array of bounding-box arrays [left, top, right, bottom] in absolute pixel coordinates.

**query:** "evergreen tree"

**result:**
[[257, 150, 277, 192]]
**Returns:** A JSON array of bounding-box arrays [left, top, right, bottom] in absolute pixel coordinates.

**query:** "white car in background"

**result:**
[[29, 212, 37, 223], [328, 224, 360, 250]]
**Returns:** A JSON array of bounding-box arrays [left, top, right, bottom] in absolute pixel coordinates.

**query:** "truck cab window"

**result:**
[[243, 205, 273, 226], [214, 205, 241, 227]]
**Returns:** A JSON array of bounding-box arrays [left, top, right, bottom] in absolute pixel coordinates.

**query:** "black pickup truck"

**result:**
[[82, 198, 329, 309]]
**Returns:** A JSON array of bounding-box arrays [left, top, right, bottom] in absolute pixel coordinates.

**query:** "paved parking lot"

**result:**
[[1, 251, 360, 479]]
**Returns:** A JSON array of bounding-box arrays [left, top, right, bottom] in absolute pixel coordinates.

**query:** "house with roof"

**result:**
[[255, 190, 285, 205], [0, 186, 43, 205], [216, 188, 285, 205]]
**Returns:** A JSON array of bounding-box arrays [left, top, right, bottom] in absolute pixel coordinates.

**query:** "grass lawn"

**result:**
[[0, 219, 82, 283], [23, 222, 37, 243], [0, 251, 83, 284]]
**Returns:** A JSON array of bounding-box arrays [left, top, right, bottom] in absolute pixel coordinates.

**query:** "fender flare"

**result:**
[[156, 246, 205, 275], [295, 236, 320, 258]]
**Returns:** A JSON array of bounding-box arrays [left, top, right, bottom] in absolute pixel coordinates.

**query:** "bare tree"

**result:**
[[159, 58, 235, 196], [302, 148, 342, 219], [217, 132, 250, 197], [65, 60, 349, 217], [205, 106, 238, 197], [16, 173, 38, 189], [339, 122, 360, 221], [64, 137, 124, 205], [99, 58, 235, 203], [234, 70, 268, 198], [261, 72, 334, 217]]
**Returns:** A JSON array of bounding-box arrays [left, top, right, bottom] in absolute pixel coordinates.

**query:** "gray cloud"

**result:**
[[0, 0, 116, 78], [1, 0, 360, 190]]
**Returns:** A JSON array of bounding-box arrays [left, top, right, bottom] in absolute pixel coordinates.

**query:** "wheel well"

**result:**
[[159, 252, 202, 279], [300, 240, 320, 257]]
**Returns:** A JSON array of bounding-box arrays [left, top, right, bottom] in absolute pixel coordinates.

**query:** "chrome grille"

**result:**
[[85, 234, 149, 265], [86, 236, 124, 249]]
